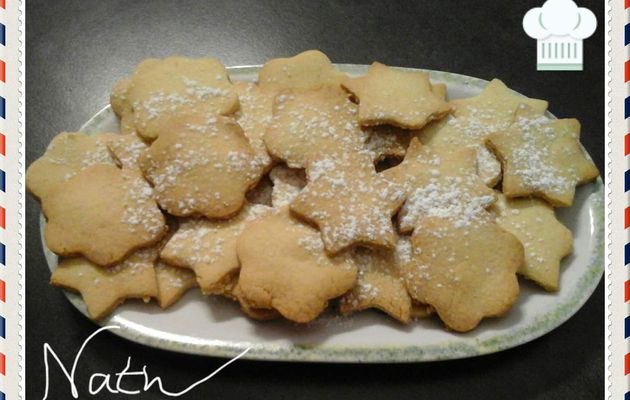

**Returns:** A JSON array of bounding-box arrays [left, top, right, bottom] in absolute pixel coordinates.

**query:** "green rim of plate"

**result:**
[[40, 64, 604, 363]]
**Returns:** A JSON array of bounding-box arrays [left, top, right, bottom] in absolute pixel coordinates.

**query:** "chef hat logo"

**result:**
[[522, 0, 597, 71]]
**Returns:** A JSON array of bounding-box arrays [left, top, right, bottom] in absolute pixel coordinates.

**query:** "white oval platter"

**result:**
[[39, 64, 604, 362]]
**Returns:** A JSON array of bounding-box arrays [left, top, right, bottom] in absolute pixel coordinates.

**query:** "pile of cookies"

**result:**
[[27, 50, 599, 332]]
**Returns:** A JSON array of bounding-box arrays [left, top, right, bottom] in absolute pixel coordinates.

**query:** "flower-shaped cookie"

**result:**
[[139, 114, 264, 219], [26, 132, 118, 200], [114, 57, 239, 141], [236, 208, 357, 323], [404, 216, 523, 332], [263, 85, 368, 170], [42, 164, 166, 266], [258, 50, 346, 90]]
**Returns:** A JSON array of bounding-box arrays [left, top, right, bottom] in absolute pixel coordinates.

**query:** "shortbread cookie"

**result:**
[[404, 216, 522, 332], [51, 247, 159, 320], [26, 132, 118, 200], [291, 160, 406, 254], [258, 50, 346, 90], [419, 79, 548, 186], [383, 138, 495, 233], [342, 62, 451, 129], [486, 106, 599, 206], [269, 164, 307, 208], [123, 57, 239, 141], [155, 261, 198, 308], [234, 81, 275, 169], [263, 85, 368, 170], [106, 133, 148, 169], [339, 238, 413, 323], [42, 164, 166, 266], [160, 204, 273, 295], [364, 125, 412, 162], [236, 208, 357, 323], [491, 193, 572, 291], [139, 114, 264, 218]]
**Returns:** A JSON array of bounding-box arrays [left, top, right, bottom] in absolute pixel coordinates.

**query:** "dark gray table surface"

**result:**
[[26, 1, 605, 399]]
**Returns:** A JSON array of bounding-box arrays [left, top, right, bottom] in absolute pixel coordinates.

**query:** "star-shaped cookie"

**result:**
[[342, 62, 451, 129], [258, 50, 346, 90], [383, 138, 495, 233], [491, 193, 573, 291], [418, 79, 548, 186], [50, 246, 159, 320], [26, 132, 118, 200], [339, 238, 413, 324], [139, 113, 264, 219], [160, 204, 273, 295], [236, 208, 357, 323], [42, 164, 166, 266], [155, 261, 198, 308], [486, 105, 599, 206], [404, 216, 523, 332], [263, 85, 368, 170], [290, 160, 406, 254]]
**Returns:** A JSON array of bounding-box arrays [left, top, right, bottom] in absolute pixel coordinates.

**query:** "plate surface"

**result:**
[[40, 65, 604, 362]]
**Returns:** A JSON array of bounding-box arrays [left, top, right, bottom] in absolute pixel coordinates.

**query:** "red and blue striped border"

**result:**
[[625, 1, 630, 398], [0, 1, 7, 396]]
